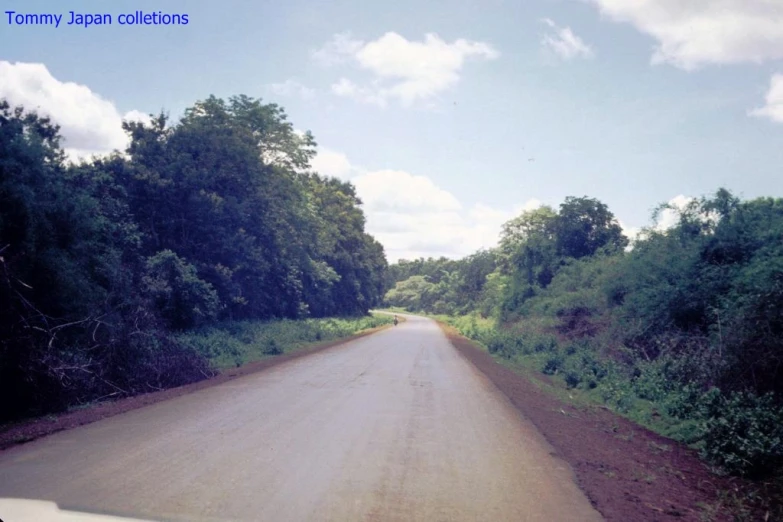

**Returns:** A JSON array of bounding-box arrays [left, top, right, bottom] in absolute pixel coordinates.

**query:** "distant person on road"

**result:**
[[393, 315, 399, 326]]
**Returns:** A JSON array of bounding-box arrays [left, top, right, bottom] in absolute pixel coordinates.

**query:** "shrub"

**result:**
[[699, 391, 783, 478], [558, 345, 609, 390], [486, 331, 514, 357], [265, 339, 282, 355], [542, 351, 565, 375], [533, 335, 558, 353], [661, 382, 703, 419], [142, 250, 220, 330], [595, 368, 637, 414], [633, 359, 673, 403], [178, 315, 392, 369], [563, 365, 582, 388]]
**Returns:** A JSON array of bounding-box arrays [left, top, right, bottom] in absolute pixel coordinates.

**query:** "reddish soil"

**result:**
[[2, 318, 771, 520], [0, 325, 391, 453], [439, 323, 747, 522]]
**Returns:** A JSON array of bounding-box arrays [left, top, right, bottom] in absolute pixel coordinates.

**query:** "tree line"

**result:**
[[386, 191, 783, 478], [386, 196, 627, 317], [0, 95, 387, 421]]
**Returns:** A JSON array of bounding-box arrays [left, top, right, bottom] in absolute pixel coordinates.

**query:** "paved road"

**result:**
[[0, 316, 602, 522]]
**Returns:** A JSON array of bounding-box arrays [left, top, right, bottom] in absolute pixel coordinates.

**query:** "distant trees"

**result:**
[[385, 189, 783, 477], [0, 95, 387, 420], [384, 251, 498, 315], [301, 173, 387, 316], [119, 94, 387, 320], [499, 205, 558, 296], [555, 196, 627, 258], [495, 197, 626, 316], [613, 192, 783, 396], [385, 196, 627, 317]]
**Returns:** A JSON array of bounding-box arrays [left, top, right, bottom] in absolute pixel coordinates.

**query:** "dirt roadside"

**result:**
[[0, 324, 393, 453], [438, 322, 747, 522], [1, 318, 759, 521]]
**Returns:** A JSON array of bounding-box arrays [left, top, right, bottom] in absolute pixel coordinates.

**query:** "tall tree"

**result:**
[[554, 196, 628, 259]]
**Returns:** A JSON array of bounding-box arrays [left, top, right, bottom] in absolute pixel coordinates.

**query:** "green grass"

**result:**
[[178, 313, 394, 370], [434, 312, 702, 444], [399, 308, 781, 518]]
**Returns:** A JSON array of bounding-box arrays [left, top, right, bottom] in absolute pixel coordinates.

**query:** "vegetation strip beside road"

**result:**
[[0, 315, 393, 452], [383, 192, 783, 518], [2, 97, 389, 424], [438, 320, 755, 522]]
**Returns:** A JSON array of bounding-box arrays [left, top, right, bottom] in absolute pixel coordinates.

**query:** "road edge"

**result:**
[[436, 319, 738, 522], [0, 323, 393, 453]]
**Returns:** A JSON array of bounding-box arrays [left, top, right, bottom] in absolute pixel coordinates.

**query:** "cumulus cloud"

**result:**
[[586, 0, 783, 70], [122, 110, 153, 126], [353, 169, 462, 213], [616, 195, 696, 251], [541, 18, 595, 60], [267, 79, 315, 100], [655, 194, 694, 231], [749, 73, 783, 123], [314, 32, 499, 107], [330, 78, 387, 107], [311, 32, 364, 66], [310, 147, 355, 179], [0, 61, 146, 160], [308, 147, 537, 262], [618, 220, 642, 246], [367, 197, 532, 262]]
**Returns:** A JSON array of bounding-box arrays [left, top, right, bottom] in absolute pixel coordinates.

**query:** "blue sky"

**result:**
[[2, 0, 782, 261]]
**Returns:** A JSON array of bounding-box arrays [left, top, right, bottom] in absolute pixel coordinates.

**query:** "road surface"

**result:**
[[0, 315, 602, 522]]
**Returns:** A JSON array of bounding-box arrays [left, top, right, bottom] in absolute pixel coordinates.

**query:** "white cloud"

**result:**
[[0, 61, 145, 160], [308, 147, 536, 262], [122, 109, 152, 126], [331, 77, 357, 96], [749, 73, 783, 123], [315, 32, 499, 107], [541, 18, 595, 60], [367, 198, 528, 262], [330, 78, 387, 107], [311, 32, 364, 66], [615, 196, 694, 249], [267, 79, 315, 100], [353, 169, 462, 213], [618, 220, 642, 245], [655, 194, 694, 231], [587, 0, 783, 70], [310, 147, 354, 179]]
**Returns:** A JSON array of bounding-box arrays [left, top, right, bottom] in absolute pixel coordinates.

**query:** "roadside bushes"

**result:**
[[0, 309, 212, 420], [0, 97, 390, 423], [445, 313, 783, 479], [179, 315, 393, 369], [142, 250, 221, 330], [699, 391, 783, 477], [390, 189, 783, 483], [561, 345, 607, 389], [485, 331, 517, 358], [102, 326, 214, 394], [544, 339, 783, 479], [541, 350, 565, 376]]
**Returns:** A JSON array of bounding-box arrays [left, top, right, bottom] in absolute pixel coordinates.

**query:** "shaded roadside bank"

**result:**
[[0, 316, 393, 452], [439, 321, 763, 522]]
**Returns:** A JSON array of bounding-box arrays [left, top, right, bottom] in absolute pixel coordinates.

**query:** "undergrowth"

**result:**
[[438, 312, 783, 519], [443, 314, 783, 472], [178, 314, 393, 369]]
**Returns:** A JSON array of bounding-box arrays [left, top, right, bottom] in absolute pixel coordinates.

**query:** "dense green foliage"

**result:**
[[386, 191, 783, 479], [385, 250, 498, 315], [179, 314, 393, 370], [0, 96, 386, 421]]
